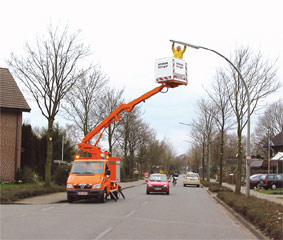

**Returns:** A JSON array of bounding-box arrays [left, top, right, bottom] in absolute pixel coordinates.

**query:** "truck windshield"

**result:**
[[71, 162, 104, 175]]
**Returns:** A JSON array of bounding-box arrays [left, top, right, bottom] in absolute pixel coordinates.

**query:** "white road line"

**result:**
[[95, 227, 112, 240], [141, 201, 148, 207], [41, 207, 54, 211], [125, 210, 136, 217]]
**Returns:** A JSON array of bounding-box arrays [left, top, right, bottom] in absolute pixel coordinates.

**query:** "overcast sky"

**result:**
[[1, 0, 282, 155]]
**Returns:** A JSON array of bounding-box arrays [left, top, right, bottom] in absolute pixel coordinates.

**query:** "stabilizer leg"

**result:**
[[110, 192, 117, 201], [119, 186, 125, 199]]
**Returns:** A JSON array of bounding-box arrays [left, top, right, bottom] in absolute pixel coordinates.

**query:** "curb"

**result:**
[[203, 186, 269, 240], [46, 183, 145, 204]]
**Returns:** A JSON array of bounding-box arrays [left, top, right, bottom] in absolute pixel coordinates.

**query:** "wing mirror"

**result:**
[[106, 169, 111, 175]]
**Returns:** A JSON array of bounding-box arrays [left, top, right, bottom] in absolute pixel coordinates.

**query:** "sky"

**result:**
[[1, 0, 282, 155]]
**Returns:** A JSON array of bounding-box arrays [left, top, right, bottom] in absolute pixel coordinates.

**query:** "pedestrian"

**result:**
[[172, 42, 186, 59]]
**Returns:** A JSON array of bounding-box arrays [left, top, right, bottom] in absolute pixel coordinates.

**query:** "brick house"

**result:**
[[0, 68, 30, 182], [270, 130, 283, 173]]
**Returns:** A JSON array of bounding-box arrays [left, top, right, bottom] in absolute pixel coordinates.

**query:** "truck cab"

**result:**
[[66, 158, 113, 203]]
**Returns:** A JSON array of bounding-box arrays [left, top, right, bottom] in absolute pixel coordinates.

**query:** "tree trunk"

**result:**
[[209, 139, 210, 182], [235, 126, 242, 194], [219, 130, 224, 187], [108, 125, 112, 157], [45, 121, 53, 186], [202, 142, 205, 181]]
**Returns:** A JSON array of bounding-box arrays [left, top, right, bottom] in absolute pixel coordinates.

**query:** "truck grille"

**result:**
[[74, 184, 92, 189]]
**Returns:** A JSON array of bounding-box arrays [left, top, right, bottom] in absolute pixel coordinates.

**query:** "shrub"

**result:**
[[200, 180, 210, 187], [54, 164, 71, 185], [0, 184, 65, 203], [217, 192, 283, 240], [22, 167, 41, 184], [209, 184, 233, 193]]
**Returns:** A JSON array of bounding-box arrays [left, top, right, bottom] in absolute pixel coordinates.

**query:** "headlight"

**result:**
[[147, 184, 152, 187], [93, 184, 102, 189], [163, 185, 168, 188], [66, 184, 73, 189]]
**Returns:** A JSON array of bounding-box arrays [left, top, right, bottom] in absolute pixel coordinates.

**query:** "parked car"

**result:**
[[146, 174, 170, 195], [259, 174, 283, 190], [183, 172, 200, 187], [249, 174, 266, 189]]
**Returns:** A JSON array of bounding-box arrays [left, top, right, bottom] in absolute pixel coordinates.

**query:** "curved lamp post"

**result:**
[[172, 40, 251, 197]]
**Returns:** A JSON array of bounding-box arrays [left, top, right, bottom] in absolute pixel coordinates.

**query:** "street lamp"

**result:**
[[172, 40, 251, 197]]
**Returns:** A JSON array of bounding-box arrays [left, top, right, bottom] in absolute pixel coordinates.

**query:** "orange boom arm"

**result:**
[[78, 84, 169, 158]]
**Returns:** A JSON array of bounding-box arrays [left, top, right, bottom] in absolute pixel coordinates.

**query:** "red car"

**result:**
[[146, 174, 170, 195]]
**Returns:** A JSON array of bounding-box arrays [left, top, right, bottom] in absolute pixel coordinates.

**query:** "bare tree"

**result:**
[[205, 69, 234, 186], [253, 99, 283, 156], [224, 46, 281, 193], [195, 98, 216, 182], [62, 66, 109, 137], [189, 118, 208, 180], [98, 87, 124, 156], [8, 24, 90, 186]]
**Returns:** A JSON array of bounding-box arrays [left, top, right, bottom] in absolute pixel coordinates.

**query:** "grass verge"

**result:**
[[217, 191, 283, 240], [255, 189, 283, 195], [0, 184, 65, 204]]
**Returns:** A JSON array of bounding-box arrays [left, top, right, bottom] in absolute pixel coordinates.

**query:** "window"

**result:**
[[150, 175, 167, 182], [71, 162, 105, 174]]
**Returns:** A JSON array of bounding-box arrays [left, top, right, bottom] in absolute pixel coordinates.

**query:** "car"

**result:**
[[146, 174, 170, 195], [183, 172, 200, 187], [259, 174, 283, 190], [249, 174, 266, 189]]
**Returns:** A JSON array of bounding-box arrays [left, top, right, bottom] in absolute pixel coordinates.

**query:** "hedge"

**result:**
[[218, 192, 283, 240]]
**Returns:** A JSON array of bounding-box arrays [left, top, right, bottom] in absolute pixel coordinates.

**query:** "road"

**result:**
[[1, 177, 257, 239]]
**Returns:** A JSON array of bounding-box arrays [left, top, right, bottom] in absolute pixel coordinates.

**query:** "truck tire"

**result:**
[[100, 189, 107, 203], [67, 194, 74, 203]]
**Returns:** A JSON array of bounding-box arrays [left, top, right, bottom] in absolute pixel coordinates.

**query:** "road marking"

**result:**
[[125, 210, 136, 217], [41, 207, 54, 211], [17, 214, 28, 217], [141, 201, 148, 207], [95, 227, 112, 239]]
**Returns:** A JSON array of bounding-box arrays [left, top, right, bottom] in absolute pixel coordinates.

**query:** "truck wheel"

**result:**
[[271, 184, 277, 190], [67, 195, 74, 203], [100, 189, 107, 203]]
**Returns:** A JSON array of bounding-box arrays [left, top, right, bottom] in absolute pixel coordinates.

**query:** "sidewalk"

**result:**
[[211, 179, 283, 205], [15, 179, 146, 205]]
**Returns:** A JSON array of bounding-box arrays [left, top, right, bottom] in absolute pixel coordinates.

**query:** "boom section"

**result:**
[[78, 84, 167, 156]]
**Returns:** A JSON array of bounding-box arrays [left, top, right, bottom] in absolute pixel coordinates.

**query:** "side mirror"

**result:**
[[146, 179, 149, 183], [168, 180, 171, 183], [106, 169, 111, 175]]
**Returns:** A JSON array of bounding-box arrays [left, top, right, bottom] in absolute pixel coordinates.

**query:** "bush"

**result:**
[[0, 184, 65, 203], [23, 167, 41, 184], [200, 180, 210, 187], [218, 192, 283, 240], [53, 164, 71, 186], [209, 184, 233, 193]]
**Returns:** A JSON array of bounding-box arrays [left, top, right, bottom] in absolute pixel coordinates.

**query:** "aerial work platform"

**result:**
[[154, 57, 187, 86]]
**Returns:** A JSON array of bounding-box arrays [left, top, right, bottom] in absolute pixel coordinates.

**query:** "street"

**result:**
[[1, 178, 257, 239]]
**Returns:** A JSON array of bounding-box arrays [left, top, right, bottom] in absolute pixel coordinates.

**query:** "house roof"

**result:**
[[0, 68, 30, 112], [271, 130, 283, 147], [250, 159, 266, 167], [271, 152, 283, 161]]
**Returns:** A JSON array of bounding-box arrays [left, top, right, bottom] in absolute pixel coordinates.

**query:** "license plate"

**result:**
[[77, 192, 88, 196], [154, 187, 162, 190]]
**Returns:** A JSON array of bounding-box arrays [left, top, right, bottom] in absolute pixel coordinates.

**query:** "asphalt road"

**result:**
[[1, 177, 257, 239]]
